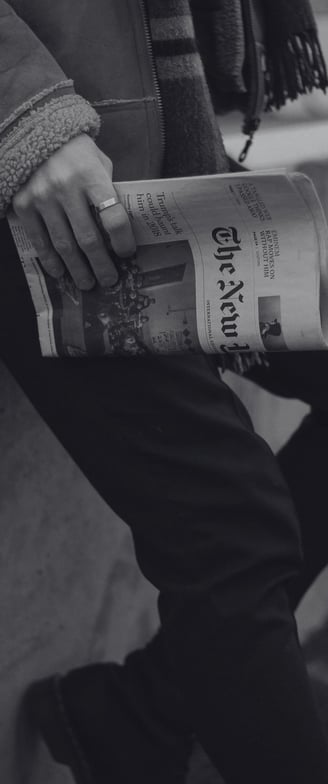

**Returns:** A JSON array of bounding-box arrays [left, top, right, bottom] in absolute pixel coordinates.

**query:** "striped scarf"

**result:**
[[147, 0, 328, 177], [146, 0, 328, 372], [146, 0, 230, 178]]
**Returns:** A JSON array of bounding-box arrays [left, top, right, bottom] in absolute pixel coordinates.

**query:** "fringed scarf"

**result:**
[[146, 0, 328, 372], [261, 0, 328, 109]]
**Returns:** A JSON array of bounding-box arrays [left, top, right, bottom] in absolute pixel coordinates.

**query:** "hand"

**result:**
[[12, 134, 136, 289]]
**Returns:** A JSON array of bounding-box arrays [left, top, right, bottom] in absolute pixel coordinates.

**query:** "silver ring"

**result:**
[[95, 197, 120, 213]]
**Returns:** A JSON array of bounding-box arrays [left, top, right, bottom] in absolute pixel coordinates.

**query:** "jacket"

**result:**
[[0, 0, 267, 217], [0, 0, 165, 216]]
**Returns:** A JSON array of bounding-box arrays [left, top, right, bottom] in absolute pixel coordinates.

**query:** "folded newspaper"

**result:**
[[7, 170, 328, 359]]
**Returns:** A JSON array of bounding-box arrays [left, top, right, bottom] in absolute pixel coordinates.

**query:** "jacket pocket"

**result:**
[[92, 97, 163, 182]]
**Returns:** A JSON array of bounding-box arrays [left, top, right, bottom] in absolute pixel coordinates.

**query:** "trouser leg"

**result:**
[[76, 354, 328, 781], [1, 224, 328, 783], [87, 397, 328, 781], [277, 412, 328, 610], [59, 630, 195, 783], [246, 350, 328, 610]]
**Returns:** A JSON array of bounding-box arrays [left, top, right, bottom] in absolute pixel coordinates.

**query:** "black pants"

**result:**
[[1, 220, 328, 783]]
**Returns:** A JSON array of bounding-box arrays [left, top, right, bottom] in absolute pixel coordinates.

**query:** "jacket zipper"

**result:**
[[140, 0, 166, 159], [239, 0, 265, 162]]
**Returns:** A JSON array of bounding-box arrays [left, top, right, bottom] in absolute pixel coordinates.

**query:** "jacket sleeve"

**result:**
[[0, 1, 101, 216]]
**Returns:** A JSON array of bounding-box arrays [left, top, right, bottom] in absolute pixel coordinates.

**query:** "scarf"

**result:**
[[260, 0, 328, 109], [146, 0, 328, 372], [147, 0, 328, 173]]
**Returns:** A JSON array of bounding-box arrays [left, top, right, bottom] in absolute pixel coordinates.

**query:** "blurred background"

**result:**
[[222, 0, 328, 170], [1, 2, 328, 782]]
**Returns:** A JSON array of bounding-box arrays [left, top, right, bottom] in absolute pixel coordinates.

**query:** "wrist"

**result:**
[[0, 94, 100, 217]]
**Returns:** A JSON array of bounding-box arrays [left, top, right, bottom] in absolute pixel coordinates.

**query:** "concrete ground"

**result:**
[[0, 359, 160, 784]]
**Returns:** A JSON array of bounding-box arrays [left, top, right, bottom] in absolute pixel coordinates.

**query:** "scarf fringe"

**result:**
[[264, 29, 328, 111]]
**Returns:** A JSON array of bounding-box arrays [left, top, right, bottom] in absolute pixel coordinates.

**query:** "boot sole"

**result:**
[[24, 676, 96, 784]]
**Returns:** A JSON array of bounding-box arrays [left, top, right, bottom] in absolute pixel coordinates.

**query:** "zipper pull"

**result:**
[[239, 111, 261, 163], [239, 133, 254, 163]]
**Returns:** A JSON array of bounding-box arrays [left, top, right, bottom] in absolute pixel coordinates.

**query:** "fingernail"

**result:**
[[79, 277, 95, 290], [48, 267, 63, 278], [103, 274, 119, 287]]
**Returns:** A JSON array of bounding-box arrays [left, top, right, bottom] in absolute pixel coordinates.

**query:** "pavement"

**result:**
[[0, 360, 159, 784]]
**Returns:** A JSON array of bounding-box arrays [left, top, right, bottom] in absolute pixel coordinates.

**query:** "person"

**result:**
[[260, 318, 282, 338], [1, 1, 328, 783]]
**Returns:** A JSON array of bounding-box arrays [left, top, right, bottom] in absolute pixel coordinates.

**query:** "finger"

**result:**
[[15, 210, 66, 279], [99, 201, 137, 259], [39, 204, 95, 290], [86, 175, 137, 259], [63, 194, 119, 287]]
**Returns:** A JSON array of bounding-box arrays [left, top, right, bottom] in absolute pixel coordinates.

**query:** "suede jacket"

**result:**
[[0, 0, 265, 217], [0, 0, 166, 216]]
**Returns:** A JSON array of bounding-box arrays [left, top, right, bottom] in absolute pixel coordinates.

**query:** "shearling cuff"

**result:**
[[0, 93, 101, 216]]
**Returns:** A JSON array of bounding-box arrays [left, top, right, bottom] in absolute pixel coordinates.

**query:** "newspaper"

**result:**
[[7, 170, 328, 358]]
